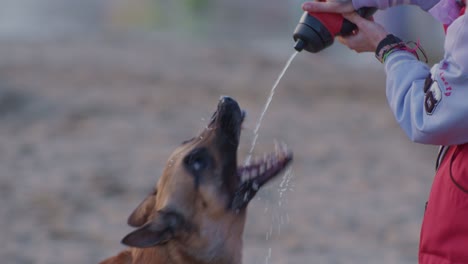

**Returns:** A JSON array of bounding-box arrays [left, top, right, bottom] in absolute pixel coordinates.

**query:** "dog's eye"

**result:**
[[184, 148, 212, 173], [191, 157, 206, 171]]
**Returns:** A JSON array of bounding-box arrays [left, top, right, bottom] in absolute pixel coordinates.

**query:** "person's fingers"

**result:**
[[338, 32, 370, 53], [346, 35, 364, 50], [342, 12, 370, 28], [338, 34, 359, 50], [302, 1, 354, 13], [336, 36, 348, 46], [337, 36, 361, 52]]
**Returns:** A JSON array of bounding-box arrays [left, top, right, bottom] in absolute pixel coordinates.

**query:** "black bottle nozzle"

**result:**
[[294, 39, 306, 52]]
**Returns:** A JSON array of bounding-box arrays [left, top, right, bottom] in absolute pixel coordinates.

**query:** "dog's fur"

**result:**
[[100, 97, 292, 264]]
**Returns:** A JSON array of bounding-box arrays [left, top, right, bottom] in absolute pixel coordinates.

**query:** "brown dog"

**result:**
[[100, 97, 292, 264]]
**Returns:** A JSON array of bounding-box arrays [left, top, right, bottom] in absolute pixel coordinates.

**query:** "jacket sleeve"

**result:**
[[384, 14, 468, 145], [352, 0, 439, 11]]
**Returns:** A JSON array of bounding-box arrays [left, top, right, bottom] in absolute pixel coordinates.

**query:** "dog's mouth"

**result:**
[[231, 143, 293, 211], [210, 96, 293, 212]]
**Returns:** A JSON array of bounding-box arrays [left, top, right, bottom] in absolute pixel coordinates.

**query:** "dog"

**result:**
[[99, 96, 293, 264]]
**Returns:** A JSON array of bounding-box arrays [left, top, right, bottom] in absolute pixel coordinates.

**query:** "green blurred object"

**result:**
[[184, 0, 211, 14], [112, 0, 214, 33]]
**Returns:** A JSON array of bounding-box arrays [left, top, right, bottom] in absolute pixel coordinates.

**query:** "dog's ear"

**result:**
[[121, 211, 185, 248], [127, 190, 157, 227]]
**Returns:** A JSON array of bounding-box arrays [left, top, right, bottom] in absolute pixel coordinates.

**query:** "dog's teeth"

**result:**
[[281, 142, 288, 154], [270, 155, 278, 168], [242, 171, 250, 181], [259, 164, 265, 175], [251, 157, 258, 167], [252, 181, 259, 191], [274, 140, 280, 154]]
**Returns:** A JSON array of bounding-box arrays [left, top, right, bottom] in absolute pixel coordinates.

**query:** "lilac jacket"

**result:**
[[353, 0, 468, 145], [353, 0, 439, 11]]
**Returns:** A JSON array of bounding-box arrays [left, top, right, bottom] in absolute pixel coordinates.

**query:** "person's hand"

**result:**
[[337, 12, 389, 53], [302, 1, 354, 13]]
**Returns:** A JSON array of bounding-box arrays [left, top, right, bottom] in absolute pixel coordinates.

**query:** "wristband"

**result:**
[[375, 34, 404, 63]]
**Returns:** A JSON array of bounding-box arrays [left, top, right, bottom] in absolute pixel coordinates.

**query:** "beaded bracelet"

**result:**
[[375, 34, 428, 64]]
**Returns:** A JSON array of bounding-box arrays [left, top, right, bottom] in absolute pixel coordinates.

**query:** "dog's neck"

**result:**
[[128, 241, 243, 264], [112, 208, 247, 264]]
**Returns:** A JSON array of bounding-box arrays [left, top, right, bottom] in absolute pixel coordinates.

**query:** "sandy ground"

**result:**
[[0, 33, 438, 264]]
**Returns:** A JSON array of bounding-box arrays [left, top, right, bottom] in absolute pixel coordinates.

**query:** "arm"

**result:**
[[302, 0, 440, 17], [352, 0, 440, 11], [384, 14, 468, 145], [301, 2, 468, 145]]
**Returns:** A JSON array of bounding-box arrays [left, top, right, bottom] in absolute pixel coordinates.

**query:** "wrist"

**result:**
[[375, 34, 404, 63], [375, 34, 428, 64], [372, 31, 390, 51]]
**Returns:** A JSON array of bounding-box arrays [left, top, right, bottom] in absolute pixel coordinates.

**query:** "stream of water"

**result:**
[[243, 50, 298, 264], [244, 51, 298, 165]]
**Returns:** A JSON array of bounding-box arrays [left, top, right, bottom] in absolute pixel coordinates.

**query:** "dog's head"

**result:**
[[121, 97, 292, 262]]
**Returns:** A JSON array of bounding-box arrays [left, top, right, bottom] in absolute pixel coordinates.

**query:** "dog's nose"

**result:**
[[219, 96, 235, 105], [218, 96, 241, 115]]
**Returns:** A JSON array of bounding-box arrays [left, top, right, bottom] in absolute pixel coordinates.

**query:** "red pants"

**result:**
[[419, 144, 468, 263]]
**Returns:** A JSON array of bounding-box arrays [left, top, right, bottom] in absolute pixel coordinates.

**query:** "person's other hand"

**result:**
[[337, 12, 389, 53], [302, 1, 354, 13]]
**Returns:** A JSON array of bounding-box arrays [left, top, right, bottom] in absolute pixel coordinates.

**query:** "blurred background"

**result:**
[[0, 0, 445, 263]]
